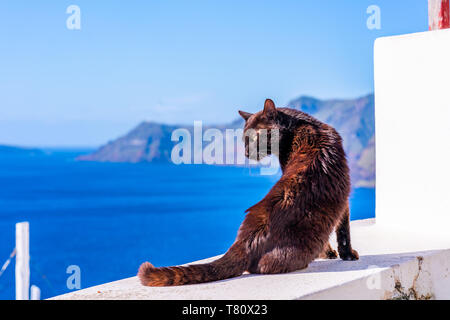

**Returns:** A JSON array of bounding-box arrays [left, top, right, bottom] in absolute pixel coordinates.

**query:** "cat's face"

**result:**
[[239, 99, 280, 161]]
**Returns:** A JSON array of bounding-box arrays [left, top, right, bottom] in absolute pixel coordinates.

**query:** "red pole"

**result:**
[[429, 0, 450, 30]]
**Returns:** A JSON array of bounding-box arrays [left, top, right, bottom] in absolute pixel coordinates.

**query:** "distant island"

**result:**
[[0, 145, 43, 157], [78, 94, 375, 187]]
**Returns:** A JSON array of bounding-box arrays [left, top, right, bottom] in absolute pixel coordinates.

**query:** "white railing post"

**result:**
[[15, 222, 30, 300]]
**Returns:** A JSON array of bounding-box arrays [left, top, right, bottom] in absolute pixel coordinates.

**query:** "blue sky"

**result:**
[[0, 0, 427, 147]]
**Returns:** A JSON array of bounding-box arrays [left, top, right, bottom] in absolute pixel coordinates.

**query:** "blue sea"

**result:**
[[0, 150, 374, 299]]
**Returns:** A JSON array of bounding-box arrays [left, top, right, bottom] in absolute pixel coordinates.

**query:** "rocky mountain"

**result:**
[[78, 94, 375, 187], [77, 119, 244, 163]]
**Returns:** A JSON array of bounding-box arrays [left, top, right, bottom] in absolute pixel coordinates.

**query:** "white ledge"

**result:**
[[51, 219, 450, 300]]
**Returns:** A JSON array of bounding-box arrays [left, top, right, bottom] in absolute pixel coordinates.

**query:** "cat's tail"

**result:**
[[138, 242, 248, 286]]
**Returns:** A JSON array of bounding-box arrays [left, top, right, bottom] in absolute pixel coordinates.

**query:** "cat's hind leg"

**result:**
[[251, 246, 311, 274], [318, 241, 338, 259]]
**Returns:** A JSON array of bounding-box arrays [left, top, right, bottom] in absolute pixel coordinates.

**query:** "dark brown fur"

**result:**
[[138, 99, 358, 286]]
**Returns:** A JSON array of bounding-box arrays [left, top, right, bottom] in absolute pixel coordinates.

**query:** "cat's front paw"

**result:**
[[339, 249, 359, 261]]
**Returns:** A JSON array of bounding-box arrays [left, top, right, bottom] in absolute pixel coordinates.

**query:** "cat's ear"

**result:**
[[263, 99, 277, 118], [238, 110, 253, 121]]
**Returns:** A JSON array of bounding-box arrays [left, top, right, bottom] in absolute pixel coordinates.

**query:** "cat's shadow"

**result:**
[[296, 250, 435, 274], [220, 250, 438, 282]]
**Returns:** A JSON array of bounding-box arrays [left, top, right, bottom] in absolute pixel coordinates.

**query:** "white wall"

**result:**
[[374, 29, 450, 232]]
